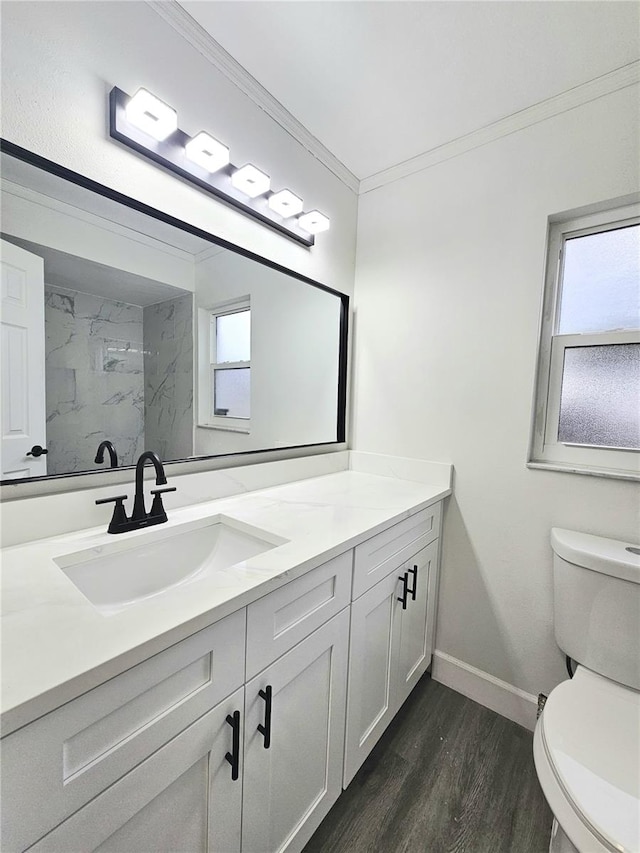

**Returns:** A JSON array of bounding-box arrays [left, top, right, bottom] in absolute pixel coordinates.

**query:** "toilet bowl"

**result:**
[[534, 666, 639, 852], [534, 529, 640, 853]]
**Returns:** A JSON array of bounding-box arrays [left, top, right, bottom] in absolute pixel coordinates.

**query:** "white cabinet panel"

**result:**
[[242, 608, 349, 853], [352, 504, 440, 598], [28, 688, 244, 853], [246, 550, 352, 679], [94, 755, 211, 853], [396, 540, 438, 708], [343, 572, 401, 786]]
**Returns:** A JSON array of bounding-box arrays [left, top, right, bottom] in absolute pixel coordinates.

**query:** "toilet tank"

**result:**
[[551, 528, 640, 691]]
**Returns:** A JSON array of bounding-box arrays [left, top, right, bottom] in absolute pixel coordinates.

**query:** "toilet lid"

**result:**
[[541, 666, 640, 853]]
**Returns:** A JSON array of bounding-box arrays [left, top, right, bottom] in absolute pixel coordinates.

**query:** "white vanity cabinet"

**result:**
[[344, 507, 441, 786], [1, 499, 445, 853], [2, 553, 352, 853]]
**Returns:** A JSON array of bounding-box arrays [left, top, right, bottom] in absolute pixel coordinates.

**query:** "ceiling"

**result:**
[[178, 1, 640, 183], [3, 236, 188, 307]]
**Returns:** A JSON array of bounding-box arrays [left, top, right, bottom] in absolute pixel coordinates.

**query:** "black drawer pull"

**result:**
[[397, 573, 409, 610], [407, 564, 418, 601], [258, 685, 272, 749], [225, 710, 241, 781]]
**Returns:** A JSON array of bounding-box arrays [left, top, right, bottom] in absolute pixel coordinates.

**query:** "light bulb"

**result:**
[[125, 88, 178, 141], [298, 210, 330, 235], [231, 164, 270, 198], [268, 189, 304, 218], [185, 132, 229, 173]]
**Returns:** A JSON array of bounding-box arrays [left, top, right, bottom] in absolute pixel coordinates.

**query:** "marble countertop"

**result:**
[[1, 469, 450, 735]]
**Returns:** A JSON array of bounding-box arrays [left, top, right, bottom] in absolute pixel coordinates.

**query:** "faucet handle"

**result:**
[[95, 494, 128, 505], [95, 495, 129, 534], [149, 487, 176, 523]]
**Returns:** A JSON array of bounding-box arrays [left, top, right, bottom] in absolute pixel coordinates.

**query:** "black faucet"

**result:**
[[132, 451, 170, 522], [95, 440, 118, 468], [95, 450, 176, 534]]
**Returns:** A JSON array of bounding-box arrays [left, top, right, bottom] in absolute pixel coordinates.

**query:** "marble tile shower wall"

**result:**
[[44, 286, 145, 475], [143, 294, 194, 462]]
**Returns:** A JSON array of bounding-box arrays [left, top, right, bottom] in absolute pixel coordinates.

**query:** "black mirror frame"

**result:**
[[0, 139, 349, 487]]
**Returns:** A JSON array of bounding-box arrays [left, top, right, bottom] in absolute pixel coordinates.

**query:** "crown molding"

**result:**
[[359, 61, 640, 194], [145, 3, 639, 198], [147, 0, 360, 195]]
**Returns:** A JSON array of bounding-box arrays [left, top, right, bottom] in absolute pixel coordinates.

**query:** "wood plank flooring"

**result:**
[[304, 675, 553, 853]]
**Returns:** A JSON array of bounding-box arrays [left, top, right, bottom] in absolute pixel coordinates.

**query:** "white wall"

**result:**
[[352, 85, 640, 701], [194, 250, 341, 455], [0, 1, 356, 297]]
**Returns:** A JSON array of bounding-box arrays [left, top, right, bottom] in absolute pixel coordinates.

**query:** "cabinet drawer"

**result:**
[[246, 550, 352, 679], [352, 504, 441, 599], [1, 609, 245, 852]]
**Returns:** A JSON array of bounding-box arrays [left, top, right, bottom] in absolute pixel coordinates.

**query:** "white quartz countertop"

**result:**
[[1, 469, 450, 734]]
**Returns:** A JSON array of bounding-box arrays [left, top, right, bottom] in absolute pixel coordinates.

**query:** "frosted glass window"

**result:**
[[557, 225, 640, 334], [216, 310, 250, 363], [214, 368, 250, 419], [558, 344, 640, 448]]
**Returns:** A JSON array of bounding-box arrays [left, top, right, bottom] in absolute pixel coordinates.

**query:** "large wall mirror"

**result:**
[[0, 143, 348, 486]]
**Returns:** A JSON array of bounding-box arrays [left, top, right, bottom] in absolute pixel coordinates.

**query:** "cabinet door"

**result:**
[[343, 571, 403, 787], [29, 689, 244, 853], [242, 608, 349, 853], [395, 539, 439, 710]]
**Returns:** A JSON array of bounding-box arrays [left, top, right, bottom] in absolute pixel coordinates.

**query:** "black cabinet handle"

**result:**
[[397, 573, 409, 610], [407, 564, 418, 601], [225, 710, 241, 781], [257, 685, 272, 749], [26, 445, 48, 457]]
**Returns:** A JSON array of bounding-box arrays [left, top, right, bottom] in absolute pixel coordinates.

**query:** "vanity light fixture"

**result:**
[[298, 210, 331, 235], [109, 86, 324, 247], [268, 189, 304, 218], [184, 132, 229, 173], [231, 164, 271, 199], [124, 88, 178, 141]]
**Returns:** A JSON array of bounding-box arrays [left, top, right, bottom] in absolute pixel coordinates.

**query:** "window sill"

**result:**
[[526, 460, 640, 482], [197, 422, 251, 435]]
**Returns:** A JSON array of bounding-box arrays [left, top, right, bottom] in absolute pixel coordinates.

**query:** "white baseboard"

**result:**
[[431, 650, 539, 731]]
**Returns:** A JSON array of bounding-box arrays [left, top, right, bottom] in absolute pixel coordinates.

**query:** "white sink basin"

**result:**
[[55, 515, 286, 615]]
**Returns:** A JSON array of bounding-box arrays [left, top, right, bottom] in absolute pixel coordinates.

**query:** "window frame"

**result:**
[[197, 297, 251, 433], [528, 203, 640, 481]]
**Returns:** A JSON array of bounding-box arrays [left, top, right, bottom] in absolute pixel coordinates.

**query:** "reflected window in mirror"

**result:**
[[208, 299, 251, 428]]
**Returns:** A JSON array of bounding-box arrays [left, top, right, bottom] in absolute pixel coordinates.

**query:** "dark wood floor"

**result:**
[[305, 676, 553, 853]]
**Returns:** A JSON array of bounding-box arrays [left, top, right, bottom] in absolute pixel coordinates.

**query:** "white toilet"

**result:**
[[534, 528, 640, 853]]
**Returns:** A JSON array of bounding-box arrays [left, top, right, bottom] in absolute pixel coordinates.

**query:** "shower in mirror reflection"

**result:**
[[39, 271, 194, 475]]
